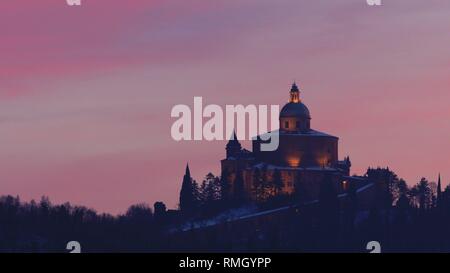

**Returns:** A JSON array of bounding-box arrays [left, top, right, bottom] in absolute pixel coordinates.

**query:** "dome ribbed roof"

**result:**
[[280, 102, 311, 119]]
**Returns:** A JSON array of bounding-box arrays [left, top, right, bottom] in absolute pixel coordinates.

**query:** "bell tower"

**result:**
[[226, 131, 242, 158]]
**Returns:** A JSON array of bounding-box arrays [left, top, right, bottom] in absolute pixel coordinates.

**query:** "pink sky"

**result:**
[[1, 0, 450, 214]]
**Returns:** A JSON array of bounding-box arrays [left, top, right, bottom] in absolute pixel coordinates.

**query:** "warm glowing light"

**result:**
[[342, 181, 348, 190], [287, 156, 301, 167], [317, 155, 329, 167], [290, 93, 300, 103]]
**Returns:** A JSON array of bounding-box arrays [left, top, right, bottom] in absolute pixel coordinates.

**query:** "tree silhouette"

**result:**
[[317, 174, 339, 249], [272, 168, 284, 196], [2, 164, 450, 253], [294, 172, 307, 203], [437, 174, 443, 209], [220, 168, 231, 205], [153, 201, 166, 223], [126, 203, 153, 224], [201, 173, 221, 204], [179, 164, 197, 214], [233, 169, 246, 205], [198, 173, 222, 215], [318, 175, 339, 220], [366, 167, 405, 206], [411, 178, 433, 210], [252, 168, 272, 202], [252, 168, 262, 202]]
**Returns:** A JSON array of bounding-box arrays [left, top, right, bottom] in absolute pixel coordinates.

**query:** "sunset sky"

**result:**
[[1, 0, 450, 214]]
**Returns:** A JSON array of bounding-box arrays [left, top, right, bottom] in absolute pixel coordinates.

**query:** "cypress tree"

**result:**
[[179, 164, 196, 213]]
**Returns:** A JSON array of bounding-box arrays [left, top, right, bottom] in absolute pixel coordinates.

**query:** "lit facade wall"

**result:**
[[253, 133, 339, 168], [241, 168, 344, 201]]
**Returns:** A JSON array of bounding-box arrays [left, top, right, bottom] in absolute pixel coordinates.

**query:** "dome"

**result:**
[[280, 102, 311, 119]]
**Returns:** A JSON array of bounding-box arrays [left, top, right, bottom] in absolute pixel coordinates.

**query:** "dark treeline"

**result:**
[[1, 167, 450, 252], [0, 196, 167, 252], [178, 166, 293, 219], [173, 166, 450, 252], [305, 168, 450, 252]]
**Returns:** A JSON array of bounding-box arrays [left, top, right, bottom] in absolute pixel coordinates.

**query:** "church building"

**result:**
[[221, 83, 369, 203]]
